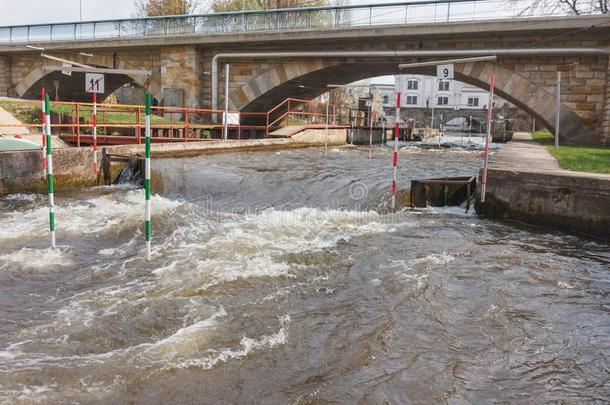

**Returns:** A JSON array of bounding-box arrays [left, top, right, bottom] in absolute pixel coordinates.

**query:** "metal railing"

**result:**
[[0, 96, 371, 145], [0, 0, 600, 44]]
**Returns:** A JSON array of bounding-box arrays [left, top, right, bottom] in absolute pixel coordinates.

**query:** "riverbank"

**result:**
[[478, 132, 610, 239], [0, 129, 346, 196]]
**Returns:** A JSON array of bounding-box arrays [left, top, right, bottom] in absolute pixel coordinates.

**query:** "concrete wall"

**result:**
[[477, 168, 610, 239], [0, 147, 99, 195], [348, 128, 386, 145]]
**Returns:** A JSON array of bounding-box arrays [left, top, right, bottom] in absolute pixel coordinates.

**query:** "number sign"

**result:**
[[85, 73, 105, 94], [437, 64, 454, 80]]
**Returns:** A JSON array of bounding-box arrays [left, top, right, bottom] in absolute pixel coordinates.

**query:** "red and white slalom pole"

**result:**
[[480, 74, 496, 203], [369, 111, 375, 159], [92, 93, 98, 175], [40, 88, 47, 178], [390, 92, 401, 210]]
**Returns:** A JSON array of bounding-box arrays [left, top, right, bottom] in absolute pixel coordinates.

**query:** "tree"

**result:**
[[135, 0, 200, 16], [211, 0, 330, 13], [514, 0, 608, 15]]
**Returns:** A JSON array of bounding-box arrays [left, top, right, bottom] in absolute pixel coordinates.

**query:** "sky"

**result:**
[[0, 0, 406, 26], [0, 0, 138, 26]]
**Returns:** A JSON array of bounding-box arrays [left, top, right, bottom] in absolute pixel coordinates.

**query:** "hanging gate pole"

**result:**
[[391, 92, 401, 210], [144, 93, 152, 261], [92, 92, 98, 175], [44, 94, 56, 248], [41, 88, 47, 178]]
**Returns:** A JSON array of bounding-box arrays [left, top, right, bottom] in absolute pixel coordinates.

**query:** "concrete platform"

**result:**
[[479, 132, 610, 239]]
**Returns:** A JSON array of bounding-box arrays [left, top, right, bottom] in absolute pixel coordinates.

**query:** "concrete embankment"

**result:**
[[0, 129, 346, 196], [477, 132, 610, 239]]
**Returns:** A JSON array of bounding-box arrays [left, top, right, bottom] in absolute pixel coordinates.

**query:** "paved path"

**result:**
[[0, 107, 29, 136], [490, 132, 610, 179]]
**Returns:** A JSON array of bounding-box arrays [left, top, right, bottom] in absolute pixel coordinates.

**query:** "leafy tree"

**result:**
[[135, 0, 200, 16]]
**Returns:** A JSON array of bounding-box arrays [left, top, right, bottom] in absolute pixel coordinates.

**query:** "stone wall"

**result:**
[[160, 46, 201, 108], [602, 56, 610, 145], [0, 55, 10, 96]]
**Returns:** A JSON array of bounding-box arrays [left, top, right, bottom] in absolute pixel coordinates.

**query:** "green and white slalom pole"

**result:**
[[45, 94, 56, 248], [144, 93, 152, 261]]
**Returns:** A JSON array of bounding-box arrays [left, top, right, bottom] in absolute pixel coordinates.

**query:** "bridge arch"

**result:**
[[230, 60, 586, 141], [15, 55, 161, 103]]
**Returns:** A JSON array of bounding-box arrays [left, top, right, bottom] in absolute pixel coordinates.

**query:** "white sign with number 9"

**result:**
[[437, 64, 454, 80]]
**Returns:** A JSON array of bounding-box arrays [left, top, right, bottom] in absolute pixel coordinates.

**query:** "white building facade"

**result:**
[[373, 75, 492, 110]]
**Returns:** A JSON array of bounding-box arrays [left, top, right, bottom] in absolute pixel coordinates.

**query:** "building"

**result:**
[[372, 75, 491, 110]]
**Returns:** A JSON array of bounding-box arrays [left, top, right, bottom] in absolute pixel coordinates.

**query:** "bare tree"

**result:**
[[513, 0, 607, 15], [135, 0, 200, 16], [595, 0, 609, 12]]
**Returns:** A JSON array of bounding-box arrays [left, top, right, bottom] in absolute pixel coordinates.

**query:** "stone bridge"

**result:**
[[0, 6, 609, 144]]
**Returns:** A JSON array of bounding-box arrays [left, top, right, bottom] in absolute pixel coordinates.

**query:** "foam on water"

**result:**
[[0, 190, 182, 241], [0, 247, 73, 272], [151, 207, 401, 292], [142, 306, 227, 360], [166, 315, 291, 370]]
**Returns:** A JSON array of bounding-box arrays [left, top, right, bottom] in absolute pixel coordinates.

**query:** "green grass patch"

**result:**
[[531, 131, 610, 174], [0, 100, 183, 126]]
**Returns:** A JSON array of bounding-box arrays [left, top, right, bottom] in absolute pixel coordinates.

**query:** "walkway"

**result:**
[[0, 107, 29, 136], [490, 132, 610, 179]]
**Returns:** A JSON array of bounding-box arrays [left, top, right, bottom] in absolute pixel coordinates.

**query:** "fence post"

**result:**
[[185, 108, 189, 142], [76, 103, 80, 146]]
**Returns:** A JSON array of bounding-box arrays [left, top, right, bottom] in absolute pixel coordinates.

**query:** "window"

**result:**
[[437, 96, 449, 106], [467, 97, 479, 107], [438, 81, 449, 91], [406, 95, 418, 105], [382, 95, 389, 104], [407, 80, 418, 90]]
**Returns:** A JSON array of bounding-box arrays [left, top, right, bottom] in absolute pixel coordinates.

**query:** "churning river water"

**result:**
[[0, 145, 609, 404]]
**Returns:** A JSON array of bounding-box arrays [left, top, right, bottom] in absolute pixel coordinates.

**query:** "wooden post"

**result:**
[[184, 108, 189, 142]]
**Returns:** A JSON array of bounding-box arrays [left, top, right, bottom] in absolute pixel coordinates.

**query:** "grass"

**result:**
[[531, 131, 610, 174], [0, 100, 183, 126]]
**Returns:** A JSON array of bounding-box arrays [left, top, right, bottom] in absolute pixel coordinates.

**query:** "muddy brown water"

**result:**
[[0, 145, 609, 404]]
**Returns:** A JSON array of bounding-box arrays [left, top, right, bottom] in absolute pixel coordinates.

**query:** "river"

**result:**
[[1, 145, 609, 403]]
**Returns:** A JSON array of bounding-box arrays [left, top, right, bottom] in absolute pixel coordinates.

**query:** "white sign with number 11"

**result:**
[[85, 73, 105, 93], [437, 64, 454, 80]]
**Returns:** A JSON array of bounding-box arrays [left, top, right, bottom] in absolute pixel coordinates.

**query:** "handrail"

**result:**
[[0, 0, 602, 44], [0, 0, 489, 29]]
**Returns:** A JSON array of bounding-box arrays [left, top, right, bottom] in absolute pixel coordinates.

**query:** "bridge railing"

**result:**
[[0, 0, 601, 44]]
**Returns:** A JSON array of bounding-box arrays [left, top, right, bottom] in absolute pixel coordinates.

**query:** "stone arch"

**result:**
[[15, 55, 161, 102], [230, 60, 588, 142]]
